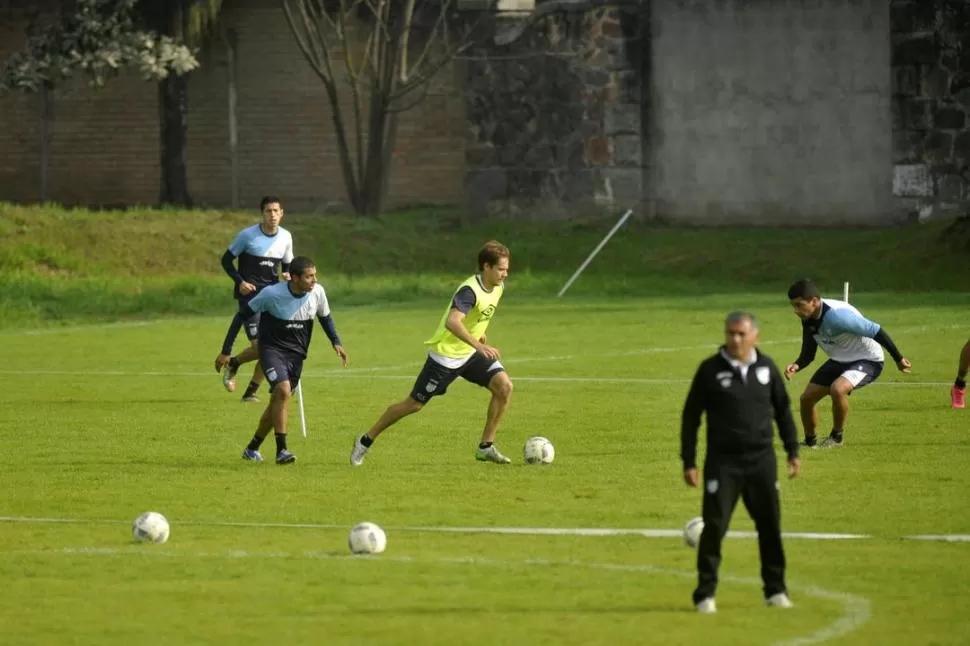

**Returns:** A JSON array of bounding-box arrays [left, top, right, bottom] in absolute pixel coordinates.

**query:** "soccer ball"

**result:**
[[523, 436, 555, 465], [348, 522, 387, 554], [683, 516, 704, 548], [132, 511, 170, 544]]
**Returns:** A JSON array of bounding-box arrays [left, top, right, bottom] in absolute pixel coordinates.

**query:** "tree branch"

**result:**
[[281, 0, 332, 84]]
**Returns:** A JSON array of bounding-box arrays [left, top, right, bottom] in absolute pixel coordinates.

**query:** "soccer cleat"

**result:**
[[952, 386, 966, 409], [241, 448, 263, 462], [695, 598, 717, 614], [350, 437, 369, 466], [222, 362, 239, 393], [276, 449, 297, 465], [241, 395, 260, 403], [819, 435, 844, 449], [475, 445, 511, 464], [766, 593, 794, 608], [802, 435, 818, 448]]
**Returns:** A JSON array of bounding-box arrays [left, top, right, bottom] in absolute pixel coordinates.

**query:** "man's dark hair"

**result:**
[[478, 240, 510, 270], [787, 279, 821, 301], [260, 196, 282, 211], [290, 256, 315, 277]]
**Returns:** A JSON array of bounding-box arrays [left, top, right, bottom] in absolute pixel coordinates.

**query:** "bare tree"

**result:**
[[0, 0, 199, 204], [282, 0, 483, 215]]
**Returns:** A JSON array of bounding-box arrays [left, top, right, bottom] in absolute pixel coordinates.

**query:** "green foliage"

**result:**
[[0, 0, 198, 93], [1, 202, 969, 327]]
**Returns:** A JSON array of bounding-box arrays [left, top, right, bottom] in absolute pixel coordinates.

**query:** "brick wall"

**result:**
[[0, 0, 466, 210]]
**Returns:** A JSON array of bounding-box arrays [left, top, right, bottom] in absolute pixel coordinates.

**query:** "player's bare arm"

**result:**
[[445, 309, 500, 360], [334, 345, 349, 367], [683, 467, 699, 487]]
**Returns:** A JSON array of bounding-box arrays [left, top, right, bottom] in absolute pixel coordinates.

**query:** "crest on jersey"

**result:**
[[756, 367, 771, 385], [716, 371, 733, 389]]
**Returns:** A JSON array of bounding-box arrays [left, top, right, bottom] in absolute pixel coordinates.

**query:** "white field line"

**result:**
[[0, 320, 162, 336], [6, 546, 871, 645], [0, 516, 967, 542], [0, 369, 952, 387]]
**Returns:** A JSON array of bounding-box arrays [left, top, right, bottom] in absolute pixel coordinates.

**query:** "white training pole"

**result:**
[[557, 209, 633, 297], [843, 281, 850, 303], [296, 382, 307, 437]]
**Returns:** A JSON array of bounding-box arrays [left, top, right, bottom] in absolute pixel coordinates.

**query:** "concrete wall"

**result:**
[[649, 0, 892, 225]]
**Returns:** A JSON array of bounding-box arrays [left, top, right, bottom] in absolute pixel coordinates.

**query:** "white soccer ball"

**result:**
[[523, 436, 555, 465], [348, 522, 387, 554], [132, 511, 170, 544], [683, 516, 704, 548]]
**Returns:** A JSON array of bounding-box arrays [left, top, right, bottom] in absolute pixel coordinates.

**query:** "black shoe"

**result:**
[[803, 435, 818, 448]]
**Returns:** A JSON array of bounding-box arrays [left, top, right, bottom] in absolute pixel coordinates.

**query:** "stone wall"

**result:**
[[463, 8, 644, 219], [892, 0, 970, 217]]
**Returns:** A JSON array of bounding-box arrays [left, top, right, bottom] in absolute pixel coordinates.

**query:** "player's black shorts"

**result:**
[[409, 353, 506, 404], [809, 359, 883, 390], [259, 346, 304, 391], [237, 300, 260, 342]]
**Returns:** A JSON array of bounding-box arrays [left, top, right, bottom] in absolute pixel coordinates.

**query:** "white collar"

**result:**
[[720, 348, 757, 369]]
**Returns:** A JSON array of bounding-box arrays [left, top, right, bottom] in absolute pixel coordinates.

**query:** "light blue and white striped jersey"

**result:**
[[227, 224, 295, 296], [803, 299, 884, 363], [246, 282, 331, 357]]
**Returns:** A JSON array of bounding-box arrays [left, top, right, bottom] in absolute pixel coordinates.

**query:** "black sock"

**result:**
[[359, 435, 373, 447], [228, 357, 240, 370], [246, 435, 264, 451], [479, 441, 493, 450], [275, 432, 288, 453], [957, 378, 967, 389], [830, 428, 844, 441], [243, 381, 259, 398]]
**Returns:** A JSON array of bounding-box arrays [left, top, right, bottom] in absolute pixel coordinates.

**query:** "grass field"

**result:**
[[2, 288, 969, 645]]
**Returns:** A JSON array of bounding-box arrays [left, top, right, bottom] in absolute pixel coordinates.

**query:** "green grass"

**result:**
[[2, 293, 969, 645], [1, 202, 968, 328]]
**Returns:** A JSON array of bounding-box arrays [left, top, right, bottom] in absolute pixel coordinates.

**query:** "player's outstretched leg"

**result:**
[[798, 384, 827, 448], [241, 402, 274, 462], [475, 372, 513, 464], [821, 378, 853, 448], [952, 339, 969, 409], [351, 397, 425, 466], [240, 363, 266, 403]]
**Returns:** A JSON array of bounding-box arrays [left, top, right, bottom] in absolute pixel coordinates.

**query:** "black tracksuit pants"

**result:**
[[692, 450, 787, 603]]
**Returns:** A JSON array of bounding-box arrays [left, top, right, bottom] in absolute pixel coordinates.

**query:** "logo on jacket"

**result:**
[[756, 366, 770, 385], [716, 371, 732, 389]]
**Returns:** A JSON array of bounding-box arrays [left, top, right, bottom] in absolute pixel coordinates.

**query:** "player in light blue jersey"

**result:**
[[238, 256, 348, 465], [215, 196, 295, 403], [952, 339, 969, 409], [784, 279, 911, 448]]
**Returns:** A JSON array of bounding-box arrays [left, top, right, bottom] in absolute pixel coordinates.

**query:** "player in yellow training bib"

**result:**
[[350, 241, 514, 465]]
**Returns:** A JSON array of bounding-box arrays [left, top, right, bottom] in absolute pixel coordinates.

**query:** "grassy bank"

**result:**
[[0, 202, 965, 327]]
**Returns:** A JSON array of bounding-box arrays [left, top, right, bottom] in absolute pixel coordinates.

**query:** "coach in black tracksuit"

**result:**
[[680, 312, 801, 613]]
